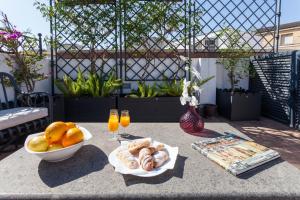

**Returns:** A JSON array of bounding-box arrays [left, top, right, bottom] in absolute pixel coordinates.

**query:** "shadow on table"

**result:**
[[185, 128, 223, 138], [118, 134, 144, 142], [237, 158, 284, 179], [122, 155, 187, 186], [197, 129, 223, 138], [38, 145, 108, 188]]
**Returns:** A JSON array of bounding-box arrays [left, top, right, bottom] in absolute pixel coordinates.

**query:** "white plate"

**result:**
[[108, 140, 178, 177], [25, 126, 93, 162]]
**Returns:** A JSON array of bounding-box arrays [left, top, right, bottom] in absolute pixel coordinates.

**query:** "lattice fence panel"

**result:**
[[54, 1, 118, 79], [251, 53, 292, 125], [52, 0, 279, 81], [193, 0, 277, 53], [292, 51, 300, 129], [122, 0, 189, 81]]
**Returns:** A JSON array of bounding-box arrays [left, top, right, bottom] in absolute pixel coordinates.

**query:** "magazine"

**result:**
[[191, 134, 280, 175]]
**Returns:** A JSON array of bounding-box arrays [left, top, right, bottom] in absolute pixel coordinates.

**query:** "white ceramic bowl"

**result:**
[[25, 126, 93, 162]]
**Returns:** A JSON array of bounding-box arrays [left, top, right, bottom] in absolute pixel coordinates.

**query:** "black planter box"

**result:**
[[118, 97, 186, 122], [216, 89, 261, 121], [64, 97, 117, 122], [51, 94, 65, 121]]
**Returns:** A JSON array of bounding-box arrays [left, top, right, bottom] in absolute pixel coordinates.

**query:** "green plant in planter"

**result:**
[[55, 70, 122, 97], [158, 77, 184, 97], [218, 28, 253, 95], [128, 81, 159, 98]]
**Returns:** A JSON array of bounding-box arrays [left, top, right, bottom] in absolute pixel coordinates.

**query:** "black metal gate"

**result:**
[[251, 51, 300, 128]]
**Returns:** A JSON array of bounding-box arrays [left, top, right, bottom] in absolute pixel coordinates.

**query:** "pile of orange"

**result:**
[[28, 122, 84, 152]]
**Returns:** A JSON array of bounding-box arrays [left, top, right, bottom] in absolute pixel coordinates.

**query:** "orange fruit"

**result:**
[[65, 122, 77, 129], [62, 127, 84, 147], [45, 121, 68, 144]]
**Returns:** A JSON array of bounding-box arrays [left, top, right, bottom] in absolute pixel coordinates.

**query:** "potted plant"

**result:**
[[178, 56, 214, 135], [55, 70, 122, 122], [217, 28, 261, 121], [118, 79, 186, 122]]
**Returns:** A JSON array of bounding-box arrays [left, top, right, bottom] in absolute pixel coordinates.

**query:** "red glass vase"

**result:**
[[179, 105, 205, 136]]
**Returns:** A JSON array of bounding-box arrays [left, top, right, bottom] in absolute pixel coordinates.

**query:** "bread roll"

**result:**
[[127, 138, 151, 155], [153, 150, 169, 168], [116, 149, 139, 169], [140, 154, 154, 171], [138, 147, 154, 171]]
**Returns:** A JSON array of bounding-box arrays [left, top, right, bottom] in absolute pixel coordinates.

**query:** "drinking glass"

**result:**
[[120, 110, 130, 136], [108, 109, 119, 141]]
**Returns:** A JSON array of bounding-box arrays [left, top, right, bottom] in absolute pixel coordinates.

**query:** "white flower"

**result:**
[[189, 96, 199, 107], [184, 66, 189, 71], [180, 95, 192, 106], [180, 96, 186, 105], [183, 79, 191, 87], [182, 79, 190, 94], [181, 79, 192, 105]]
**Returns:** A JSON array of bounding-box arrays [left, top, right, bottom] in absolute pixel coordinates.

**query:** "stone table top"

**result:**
[[0, 123, 300, 200]]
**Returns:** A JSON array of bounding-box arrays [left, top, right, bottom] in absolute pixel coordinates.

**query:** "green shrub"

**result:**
[[55, 70, 122, 97], [128, 81, 159, 98], [158, 77, 184, 97]]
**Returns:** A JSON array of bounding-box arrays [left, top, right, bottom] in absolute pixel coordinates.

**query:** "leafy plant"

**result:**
[[55, 70, 122, 97], [218, 28, 253, 94], [0, 11, 46, 92], [158, 77, 184, 97], [128, 81, 159, 98]]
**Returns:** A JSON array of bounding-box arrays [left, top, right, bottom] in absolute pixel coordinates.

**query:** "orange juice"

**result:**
[[120, 116, 130, 127], [108, 115, 119, 132]]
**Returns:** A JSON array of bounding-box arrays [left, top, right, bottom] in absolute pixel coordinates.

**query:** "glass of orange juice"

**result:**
[[108, 109, 119, 141], [120, 110, 130, 136]]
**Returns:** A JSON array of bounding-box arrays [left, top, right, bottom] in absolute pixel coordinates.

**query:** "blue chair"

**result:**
[[0, 72, 52, 151]]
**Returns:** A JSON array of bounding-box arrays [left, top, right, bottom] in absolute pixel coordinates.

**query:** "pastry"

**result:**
[[140, 154, 154, 171], [116, 149, 139, 169], [138, 147, 154, 171], [153, 150, 169, 168], [128, 138, 151, 155], [138, 148, 154, 160], [154, 143, 165, 151]]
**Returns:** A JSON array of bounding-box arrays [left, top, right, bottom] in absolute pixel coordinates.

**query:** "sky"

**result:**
[[0, 0, 299, 38]]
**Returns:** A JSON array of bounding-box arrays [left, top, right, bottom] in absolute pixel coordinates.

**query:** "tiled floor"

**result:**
[[216, 117, 300, 169], [1, 117, 299, 170]]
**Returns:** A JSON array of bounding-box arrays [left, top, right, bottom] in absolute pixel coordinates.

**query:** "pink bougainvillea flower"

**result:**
[[3, 31, 22, 40], [7, 31, 22, 39], [7, 33, 21, 40]]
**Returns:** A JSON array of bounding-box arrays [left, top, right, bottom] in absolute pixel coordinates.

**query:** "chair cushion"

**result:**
[[0, 107, 48, 131]]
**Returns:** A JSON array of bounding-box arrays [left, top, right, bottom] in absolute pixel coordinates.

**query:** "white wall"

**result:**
[[192, 58, 217, 104], [215, 60, 249, 90]]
